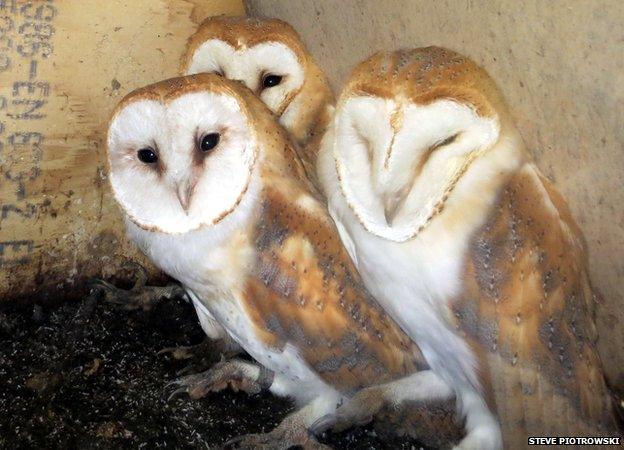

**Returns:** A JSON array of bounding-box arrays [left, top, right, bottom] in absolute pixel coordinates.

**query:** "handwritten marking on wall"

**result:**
[[0, 0, 56, 268]]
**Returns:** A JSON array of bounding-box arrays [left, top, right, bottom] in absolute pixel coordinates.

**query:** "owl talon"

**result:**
[[175, 364, 201, 377], [222, 428, 331, 450], [310, 388, 382, 436], [222, 398, 334, 449], [309, 411, 367, 435], [308, 414, 336, 435], [165, 359, 265, 401], [167, 386, 190, 402]]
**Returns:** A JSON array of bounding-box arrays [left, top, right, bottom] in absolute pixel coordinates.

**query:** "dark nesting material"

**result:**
[[0, 294, 433, 449]]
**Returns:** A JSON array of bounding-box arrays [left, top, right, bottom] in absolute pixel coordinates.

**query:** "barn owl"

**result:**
[[181, 15, 334, 161], [177, 15, 335, 362], [316, 48, 619, 448], [106, 74, 461, 448]]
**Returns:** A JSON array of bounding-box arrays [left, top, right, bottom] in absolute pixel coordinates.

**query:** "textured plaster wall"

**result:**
[[245, 0, 624, 390]]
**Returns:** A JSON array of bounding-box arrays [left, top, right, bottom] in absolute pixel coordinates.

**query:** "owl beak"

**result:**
[[176, 180, 194, 213], [383, 188, 410, 226], [379, 129, 411, 225]]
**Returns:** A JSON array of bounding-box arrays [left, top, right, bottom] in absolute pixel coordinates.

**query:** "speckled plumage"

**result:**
[[318, 47, 619, 448], [107, 74, 458, 447], [453, 165, 619, 442]]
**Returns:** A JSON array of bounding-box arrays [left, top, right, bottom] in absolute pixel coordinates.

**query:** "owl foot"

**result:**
[[311, 370, 457, 444], [88, 278, 185, 311], [310, 386, 383, 435], [223, 413, 332, 450], [167, 359, 273, 400]]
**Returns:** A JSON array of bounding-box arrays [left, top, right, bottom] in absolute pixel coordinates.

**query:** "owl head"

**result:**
[[181, 16, 333, 146], [328, 47, 516, 242], [106, 74, 263, 235]]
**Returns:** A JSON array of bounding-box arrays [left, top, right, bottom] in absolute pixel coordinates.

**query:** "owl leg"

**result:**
[[167, 358, 274, 400], [310, 370, 453, 434], [223, 395, 336, 450]]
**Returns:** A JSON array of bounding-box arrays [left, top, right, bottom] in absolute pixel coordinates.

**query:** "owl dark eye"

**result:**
[[432, 133, 460, 151], [262, 74, 283, 89], [200, 133, 220, 152], [137, 147, 158, 164]]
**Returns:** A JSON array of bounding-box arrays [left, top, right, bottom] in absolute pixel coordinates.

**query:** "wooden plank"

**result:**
[[0, 0, 244, 300]]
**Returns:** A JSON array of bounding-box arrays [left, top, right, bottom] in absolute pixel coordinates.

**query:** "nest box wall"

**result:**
[[0, 0, 244, 300], [245, 0, 624, 392]]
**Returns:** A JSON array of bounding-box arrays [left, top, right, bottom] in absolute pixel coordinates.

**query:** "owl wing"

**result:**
[[452, 162, 619, 444], [240, 180, 427, 393]]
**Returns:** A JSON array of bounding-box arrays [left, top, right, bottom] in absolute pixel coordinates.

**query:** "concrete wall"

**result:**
[[245, 0, 624, 390]]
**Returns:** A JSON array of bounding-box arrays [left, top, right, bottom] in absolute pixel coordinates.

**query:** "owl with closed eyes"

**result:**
[[106, 74, 463, 449], [317, 48, 620, 448]]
